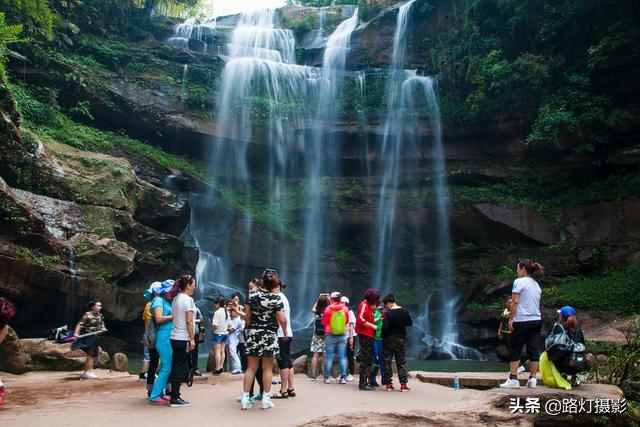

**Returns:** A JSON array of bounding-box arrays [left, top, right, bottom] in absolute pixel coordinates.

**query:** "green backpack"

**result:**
[[329, 310, 346, 335]]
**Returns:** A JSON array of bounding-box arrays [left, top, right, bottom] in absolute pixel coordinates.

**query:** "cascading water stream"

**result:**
[[369, 1, 479, 359], [297, 8, 359, 327], [372, 0, 418, 293]]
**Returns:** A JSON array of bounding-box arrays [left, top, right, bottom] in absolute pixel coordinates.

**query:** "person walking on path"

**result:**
[[73, 301, 107, 380], [168, 274, 198, 407], [240, 269, 287, 410], [381, 293, 413, 392], [309, 294, 330, 380], [0, 297, 16, 408], [500, 260, 544, 389], [322, 292, 349, 384], [148, 280, 175, 405], [211, 297, 229, 374], [274, 280, 296, 398], [341, 296, 356, 382], [355, 288, 380, 391]]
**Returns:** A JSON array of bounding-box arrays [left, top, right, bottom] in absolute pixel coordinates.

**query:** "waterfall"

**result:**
[[372, 0, 417, 293], [297, 8, 359, 327], [168, 17, 217, 49]]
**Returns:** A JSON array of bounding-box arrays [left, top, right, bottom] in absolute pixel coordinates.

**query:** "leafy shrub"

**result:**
[[0, 12, 22, 79], [543, 264, 640, 315]]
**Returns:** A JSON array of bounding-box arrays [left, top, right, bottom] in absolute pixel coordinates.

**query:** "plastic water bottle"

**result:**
[[453, 376, 460, 391]]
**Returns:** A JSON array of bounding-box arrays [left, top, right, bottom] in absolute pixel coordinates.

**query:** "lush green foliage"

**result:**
[[543, 264, 640, 315], [422, 0, 640, 152], [10, 81, 207, 179], [0, 0, 54, 39], [0, 12, 22, 79]]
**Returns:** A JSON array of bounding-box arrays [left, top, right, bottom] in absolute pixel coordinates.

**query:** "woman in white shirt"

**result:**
[[211, 297, 230, 375], [500, 260, 544, 389]]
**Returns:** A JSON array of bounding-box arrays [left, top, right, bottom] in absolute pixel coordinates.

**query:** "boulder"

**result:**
[[293, 354, 307, 374], [0, 326, 31, 373], [473, 204, 560, 245], [19, 338, 86, 371], [112, 353, 129, 372], [96, 349, 111, 369]]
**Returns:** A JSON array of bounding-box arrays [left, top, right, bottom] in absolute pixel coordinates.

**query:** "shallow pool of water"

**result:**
[[407, 359, 507, 372]]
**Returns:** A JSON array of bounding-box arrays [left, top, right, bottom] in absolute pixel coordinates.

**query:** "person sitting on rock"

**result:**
[[0, 297, 17, 407], [73, 300, 107, 380], [545, 305, 588, 385]]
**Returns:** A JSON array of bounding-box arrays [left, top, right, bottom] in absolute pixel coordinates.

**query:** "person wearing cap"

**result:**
[[141, 282, 162, 392], [148, 279, 175, 406], [321, 292, 350, 384], [544, 305, 588, 386], [341, 296, 357, 382]]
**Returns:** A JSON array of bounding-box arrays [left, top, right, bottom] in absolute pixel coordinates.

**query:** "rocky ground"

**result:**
[[0, 370, 628, 427]]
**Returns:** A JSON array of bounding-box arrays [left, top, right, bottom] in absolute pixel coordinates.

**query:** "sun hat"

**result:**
[[143, 282, 163, 300], [558, 305, 577, 318], [340, 296, 350, 305], [158, 279, 175, 295]]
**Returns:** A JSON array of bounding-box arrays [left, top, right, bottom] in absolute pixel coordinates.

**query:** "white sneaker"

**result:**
[[324, 377, 332, 384], [527, 377, 537, 388], [240, 393, 253, 410], [338, 377, 347, 385], [499, 378, 520, 389], [517, 366, 526, 374], [261, 394, 274, 410], [80, 371, 98, 380], [346, 374, 354, 382]]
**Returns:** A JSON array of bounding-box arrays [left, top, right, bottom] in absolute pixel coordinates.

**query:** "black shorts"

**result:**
[[510, 320, 542, 362], [277, 337, 292, 369]]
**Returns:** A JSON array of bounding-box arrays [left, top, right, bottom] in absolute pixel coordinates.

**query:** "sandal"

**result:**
[[272, 391, 289, 399], [286, 389, 296, 397]]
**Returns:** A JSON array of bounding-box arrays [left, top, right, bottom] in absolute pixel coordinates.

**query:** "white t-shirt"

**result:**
[[347, 309, 357, 337], [277, 292, 293, 338], [212, 307, 229, 335], [512, 277, 542, 322], [171, 293, 196, 341]]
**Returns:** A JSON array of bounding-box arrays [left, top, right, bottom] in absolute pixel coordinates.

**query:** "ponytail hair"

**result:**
[[565, 316, 578, 334], [168, 274, 194, 300], [518, 259, 544, 276]]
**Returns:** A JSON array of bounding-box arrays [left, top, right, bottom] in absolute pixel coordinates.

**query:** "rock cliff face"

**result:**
[[0, 79, 192, 338]]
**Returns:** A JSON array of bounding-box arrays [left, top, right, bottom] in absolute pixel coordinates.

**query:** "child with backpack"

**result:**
[[321, 292, 349, 384]]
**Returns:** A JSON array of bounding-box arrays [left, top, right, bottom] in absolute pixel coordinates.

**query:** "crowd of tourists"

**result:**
[[0, 258, 590, 409]]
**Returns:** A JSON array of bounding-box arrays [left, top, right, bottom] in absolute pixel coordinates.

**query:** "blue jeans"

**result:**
[[149, 327, 172, 400], [324, 334, 348, 379], [370, 339, 385, 385]]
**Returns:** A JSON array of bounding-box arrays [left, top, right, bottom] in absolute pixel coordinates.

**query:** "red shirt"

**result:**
[[355, 300, 375, 338]]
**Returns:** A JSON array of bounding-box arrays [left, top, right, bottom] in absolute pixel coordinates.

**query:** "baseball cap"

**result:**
[[558, 306, 577, 318], [340, 296, 350, 304], [330, 291, 341, 300]]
